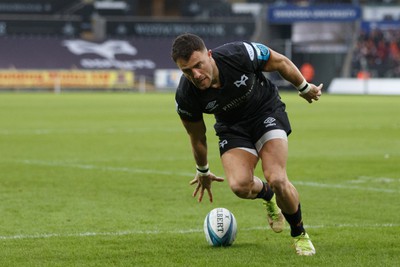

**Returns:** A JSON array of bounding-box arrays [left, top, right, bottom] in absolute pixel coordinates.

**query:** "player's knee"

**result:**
[[229, 178, 252, 199], [268, 175, 289, 194]]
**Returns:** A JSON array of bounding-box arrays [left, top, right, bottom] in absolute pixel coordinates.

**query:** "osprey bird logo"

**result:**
[[234, 74, 248, 88], [63, 40, 137, 59]]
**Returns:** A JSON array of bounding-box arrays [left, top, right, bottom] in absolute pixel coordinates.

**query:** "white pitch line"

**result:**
[[0, 223, 398, 241], [0, 128, 180, 135], [16, 160, 399, 193], [293, 181, 399, 193], [19, 159, 193, 177]]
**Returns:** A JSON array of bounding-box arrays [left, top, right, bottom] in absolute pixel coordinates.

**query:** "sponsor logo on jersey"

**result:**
[[244, 42, 254, 61], [264, 117, 277, 127], [234, 74, 248, 88], [251, 42, 270, 61], [222, 79, 254, 112]]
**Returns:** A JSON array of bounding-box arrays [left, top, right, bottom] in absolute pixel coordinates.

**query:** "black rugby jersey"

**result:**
[[175, 41, 283, 124]]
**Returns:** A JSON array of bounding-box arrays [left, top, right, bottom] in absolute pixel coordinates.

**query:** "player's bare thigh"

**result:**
[[221, 148, 259, 197], [259, 138, 288, 182]]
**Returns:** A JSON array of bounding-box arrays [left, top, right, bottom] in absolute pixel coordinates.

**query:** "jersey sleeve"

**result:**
[[243, 42, 271, 72], [175, 77, 203, 122]]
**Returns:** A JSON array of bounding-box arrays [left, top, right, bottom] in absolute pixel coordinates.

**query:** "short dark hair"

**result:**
[[171, 33, 206, 62]]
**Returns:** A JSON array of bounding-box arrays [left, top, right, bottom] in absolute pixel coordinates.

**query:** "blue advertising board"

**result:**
[[361, 21, 400, 32], [268, 5, 361, 23]]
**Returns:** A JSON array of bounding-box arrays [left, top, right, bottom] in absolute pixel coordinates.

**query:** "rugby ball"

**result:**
[[203, 207, 237, 246]]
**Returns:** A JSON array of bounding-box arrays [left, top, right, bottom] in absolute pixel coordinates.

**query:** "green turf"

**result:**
[[0, 92, 399, 266]]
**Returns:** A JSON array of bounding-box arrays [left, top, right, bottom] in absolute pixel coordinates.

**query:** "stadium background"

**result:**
[[0, 2, 399, 265], [0, 0, 399, 93]]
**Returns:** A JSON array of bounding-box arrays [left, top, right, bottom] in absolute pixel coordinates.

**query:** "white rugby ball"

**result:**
[[203, 207, 237, 246]]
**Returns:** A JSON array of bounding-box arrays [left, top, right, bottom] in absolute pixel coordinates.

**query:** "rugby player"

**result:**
[[171, 33, 322, 256]]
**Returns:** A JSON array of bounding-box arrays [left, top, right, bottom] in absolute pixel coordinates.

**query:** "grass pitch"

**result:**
[[0, 92, 399, 266]]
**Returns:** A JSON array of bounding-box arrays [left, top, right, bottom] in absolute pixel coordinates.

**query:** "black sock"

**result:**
[[256, 182, 274, 201], [282, 204, 305, 237]]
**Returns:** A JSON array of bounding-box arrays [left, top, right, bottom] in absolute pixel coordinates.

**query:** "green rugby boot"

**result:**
[[263, 195, 285, 233], [293, 232, 316, 256]]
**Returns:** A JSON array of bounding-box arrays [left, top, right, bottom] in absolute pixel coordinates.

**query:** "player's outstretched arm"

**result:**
[[263, 48, 323, 103], [181, 119, 224, 202]]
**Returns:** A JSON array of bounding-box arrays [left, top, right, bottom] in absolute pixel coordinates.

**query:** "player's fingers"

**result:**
[[189, 178, 198, 185], [299, 92, 311, 103], [212, 176, 224, 182], [316, 84, 323, 97], [198, 188, 204, 202], [206, 188, 213, 203], [192, 185, 200, 197]]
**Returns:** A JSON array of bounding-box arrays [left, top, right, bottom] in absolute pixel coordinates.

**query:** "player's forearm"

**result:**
[[181, 119, 209, 166], [266, 50, 305, 89], [190, 135, 208, 166], [277, 57, 305, 89]]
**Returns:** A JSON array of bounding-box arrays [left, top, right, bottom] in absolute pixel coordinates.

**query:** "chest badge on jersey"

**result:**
[[205, 100, 219, 111], [234, 74, 248, 88]]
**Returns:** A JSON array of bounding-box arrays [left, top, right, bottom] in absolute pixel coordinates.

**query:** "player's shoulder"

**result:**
[[175, 75, 195, 99], [214, 41, 249, 55], [213, 41, 266, 63], [211, 41, 251, 64]]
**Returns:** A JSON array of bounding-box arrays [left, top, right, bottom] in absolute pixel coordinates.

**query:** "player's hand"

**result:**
[[300, 83, 323, 103], [189, 172, 224, 203]]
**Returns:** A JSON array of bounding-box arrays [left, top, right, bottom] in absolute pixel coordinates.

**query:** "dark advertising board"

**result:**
[[0, 36, 235, 77]]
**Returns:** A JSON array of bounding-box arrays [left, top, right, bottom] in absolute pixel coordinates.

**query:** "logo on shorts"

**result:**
[[219, 140, 228, 149], [264, 117, 276, 128]]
